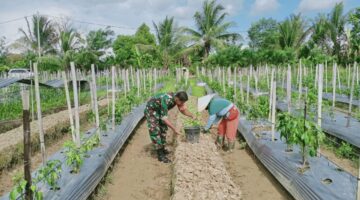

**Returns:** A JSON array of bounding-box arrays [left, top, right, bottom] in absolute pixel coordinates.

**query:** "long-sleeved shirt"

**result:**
[[204, 98, 233, 130]]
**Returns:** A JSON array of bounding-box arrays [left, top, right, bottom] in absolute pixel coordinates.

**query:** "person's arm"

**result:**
[[204, 114, 217, 131], [160, 96, 180, 134], [162, 118, 180, 134], [180, 108, 195, 119]]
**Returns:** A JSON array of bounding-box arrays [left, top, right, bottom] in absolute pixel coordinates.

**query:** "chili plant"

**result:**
[[63, 141, 85, 173], [36, 160, 62, 190], [9, 178, 43, 200]]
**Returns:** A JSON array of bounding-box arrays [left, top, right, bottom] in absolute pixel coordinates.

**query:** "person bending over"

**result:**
[[144, 91, 195, 163]]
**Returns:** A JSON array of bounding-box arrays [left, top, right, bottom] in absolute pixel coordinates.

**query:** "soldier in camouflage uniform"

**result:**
[[144, 91, 195, 163]]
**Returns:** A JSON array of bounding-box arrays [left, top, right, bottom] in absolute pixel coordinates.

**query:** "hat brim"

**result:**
[[197, 94, 216, 112]]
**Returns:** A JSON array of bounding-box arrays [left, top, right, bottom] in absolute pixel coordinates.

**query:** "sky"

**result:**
[[0, 0, 360, 47]]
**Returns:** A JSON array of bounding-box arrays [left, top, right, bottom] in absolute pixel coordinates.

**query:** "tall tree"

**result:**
[[248, 18, 278, 49], [327, 2, 347, 60], [349, 8, 360, 59], [135, 23, 156, 45], [153, 16, 182, 68], [0, 37, 7, 64], [278, 14, 309, 50], [18, 15, 58, 55], [183, 0, 241, 59], [86, 27, 114, 57]]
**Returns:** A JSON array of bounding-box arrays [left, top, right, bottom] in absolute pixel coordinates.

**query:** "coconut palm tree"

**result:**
[[183, 0, 241, 59], [278, 14, 309, 50], [59, 28, 82, 55], [327, 2, 347, 59], [18, 15, 58, 55], [153, 16, 182, 68]]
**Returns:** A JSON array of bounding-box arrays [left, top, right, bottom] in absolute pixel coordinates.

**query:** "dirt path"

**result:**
[[202, 107, 293, 200], [103, 109, 179, 200], [0, 99, 108, 152], [219, 142, 293, 200]]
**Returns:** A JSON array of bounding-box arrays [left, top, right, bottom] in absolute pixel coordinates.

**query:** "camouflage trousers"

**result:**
[[144, 108, 168, 150]]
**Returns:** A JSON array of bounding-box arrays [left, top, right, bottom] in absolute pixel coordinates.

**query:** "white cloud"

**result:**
[[0, 0, 244, 50], [297, 0, 344, 12], [250, 0, 280, 15]]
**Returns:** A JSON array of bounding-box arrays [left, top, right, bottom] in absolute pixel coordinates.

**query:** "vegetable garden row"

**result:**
[[0, 63, 184, 200], [197, 63, 359, 200]]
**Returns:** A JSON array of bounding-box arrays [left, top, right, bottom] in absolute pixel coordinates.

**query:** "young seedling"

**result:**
[[63, 141, 84, 174], [36, 160, 62, 190]]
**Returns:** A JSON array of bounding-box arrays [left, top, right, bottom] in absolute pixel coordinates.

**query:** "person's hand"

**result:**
[[201, 127, 209, 134], [174, 129, 181, 135]]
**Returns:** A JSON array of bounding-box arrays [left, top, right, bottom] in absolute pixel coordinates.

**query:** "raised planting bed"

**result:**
[[237, 117, 357, 200], [1, 103, 146, 200], [277, 101, 360, 150]]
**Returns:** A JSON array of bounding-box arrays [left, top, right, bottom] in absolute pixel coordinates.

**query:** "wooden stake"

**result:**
[[62, 71, 76, 142], [106, 69, 110, 117], [287, 64, 291, 113], [21, 90, 32, 200], [233, 67, 237, 101], [271, 81, 276, 141], [112, 66, 116, 130], [70, 62, 81, 147], [317, 64, 324, 128], [332, 63, 337, 109], [347, 65, 356, 127], [33, 63, 46, 165], [91, 64, 100, 134], [298, 60, 302, 108], [337, 67, 341, 90], [269, 68, 275, 121]]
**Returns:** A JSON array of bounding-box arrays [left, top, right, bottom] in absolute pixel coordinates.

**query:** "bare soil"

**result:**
[[320, 147, 357, 176], [102, 109, 179, 200], [0, 100, 106, 195], [171, 98, 242, 200]]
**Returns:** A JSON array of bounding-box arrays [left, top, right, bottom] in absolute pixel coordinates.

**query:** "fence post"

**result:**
[[33, 63, 46, 165], [62, 71, 76, 142], [70, 62, 81, 147], [21, 90, 32, 200], [112, 66, 116, 130], [91, 64, 100, 134]]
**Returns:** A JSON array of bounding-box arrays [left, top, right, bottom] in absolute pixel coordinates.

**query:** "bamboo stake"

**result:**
[[298, 61, 302, 108], [239, 69, 243, 101], [337, 67, 341, 90], [222, 68, 226, 93], [137, 69, 140, 97], [269, 68, 274, 121], [271, 81, 276, 142], [62, 71, 76, 142], [317, 64, 324, 128], [153, 68, 157, 92], [34, 63, 46, 165], [315, 64, 318, 89], [347, 66, 356, 127], [234, 67, 237, 101], [246, 73, 250, 104], [317, 64, 324, 156], [106, 69, 110, 117], [287, 64, 291, 113], [112, 66, 116, 130], [91, 64, 100, 134], [325, 61, 328, 93], [332, 63, 337, 110], [21, 90, 32, 200], [29, 61, 35, 121], [70, 62, 81, 147]]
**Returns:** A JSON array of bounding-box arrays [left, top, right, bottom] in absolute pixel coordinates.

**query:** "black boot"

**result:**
[[157, 149, 171, 163], [162, 147, 170, 155]]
